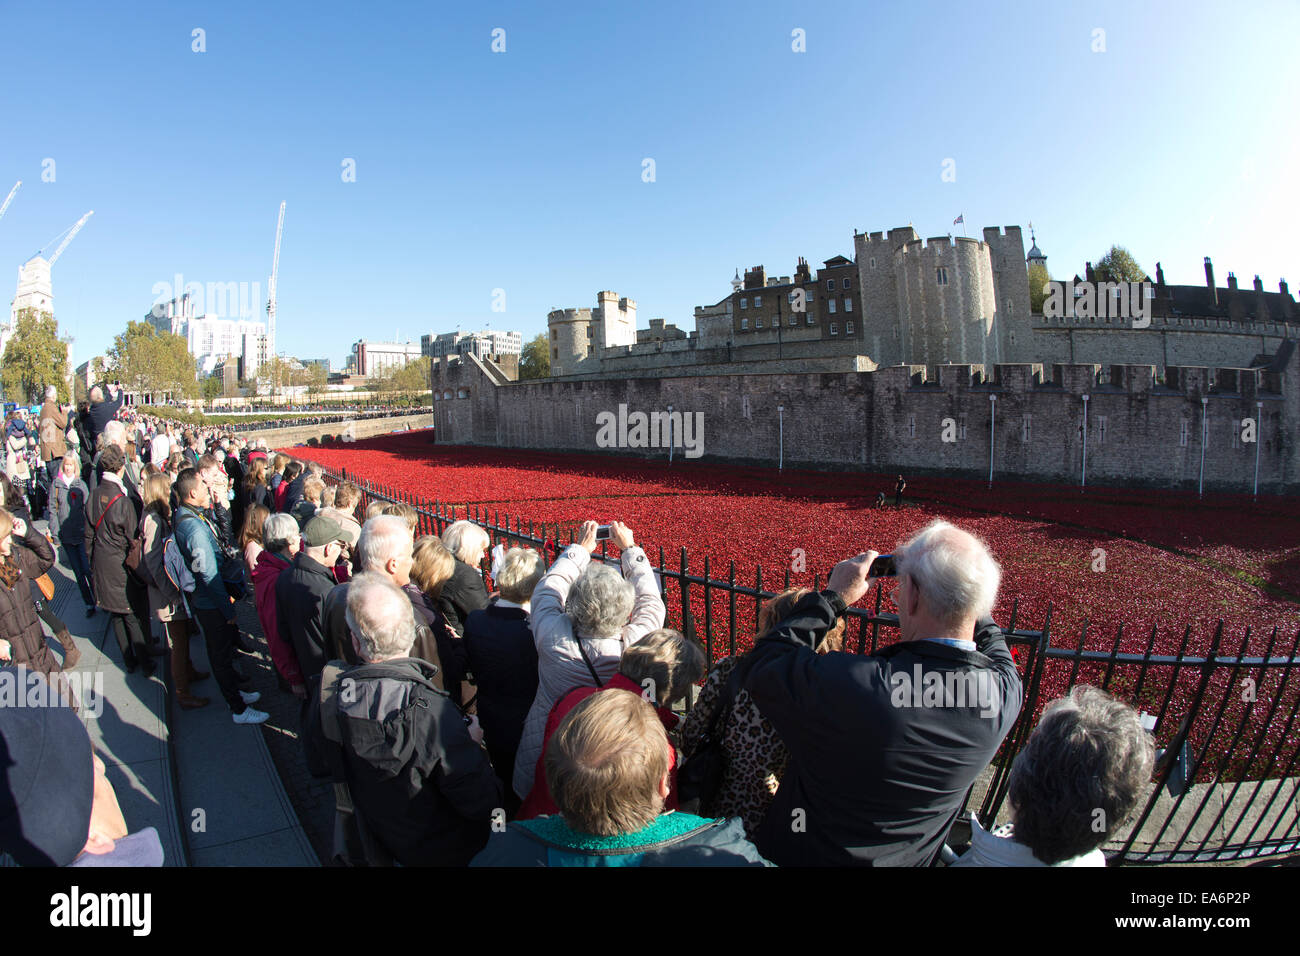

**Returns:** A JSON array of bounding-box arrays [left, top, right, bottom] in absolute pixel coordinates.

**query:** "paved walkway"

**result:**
[[4, 515, 316, 867]]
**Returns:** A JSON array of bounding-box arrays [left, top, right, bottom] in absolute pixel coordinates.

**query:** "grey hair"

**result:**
[[102, 420, 126, 450], [894, 519, 1000, 624], [356, 515, 413, 575], [1008, 685, 1155, 864], [262, 513, 301, 555], [45, 385, 57, 400], [566, 563, 634, 638], [497, 547, 543, 603], [89, 386, 103, 403], [441, 520, 490, 565], [346, 572, 416, 662]]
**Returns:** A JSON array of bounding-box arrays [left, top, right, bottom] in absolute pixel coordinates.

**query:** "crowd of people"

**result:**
[[1, 382, 1159, 868]]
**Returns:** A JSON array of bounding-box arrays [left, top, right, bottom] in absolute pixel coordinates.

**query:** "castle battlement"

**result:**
[[548, 307, 592, 323]]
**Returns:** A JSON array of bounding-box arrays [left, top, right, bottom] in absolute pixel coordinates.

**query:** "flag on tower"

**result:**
[[953, 214, 964, 225]]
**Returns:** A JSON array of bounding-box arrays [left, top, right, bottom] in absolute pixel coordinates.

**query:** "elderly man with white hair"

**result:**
[[512, 519, 665, 800], [86, 382, 124, 450], [742, 519, 1023, 867], [304, 572, 502, 866], [38, 385, 69, 481], [321, 514, 407, 666]]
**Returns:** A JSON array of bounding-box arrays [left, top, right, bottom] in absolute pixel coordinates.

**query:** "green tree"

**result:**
[[108, 320, 199, 400], [519, 332, 550, 380], [1094, 246, 1147, 283], [202, 374, 223, 402], [2, 308, 70, 403], [1028, 262, 1052, 313]]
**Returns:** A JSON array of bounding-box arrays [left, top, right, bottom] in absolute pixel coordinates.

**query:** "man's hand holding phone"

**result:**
[[827, 550, 880, 607]]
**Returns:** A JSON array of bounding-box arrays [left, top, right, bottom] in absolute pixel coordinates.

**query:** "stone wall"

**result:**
[[254, 412, 434, 448], [431, 349, 1299, 492]]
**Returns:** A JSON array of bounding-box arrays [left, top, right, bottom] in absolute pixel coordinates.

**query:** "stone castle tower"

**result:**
[[852, 225, 1030, 367], [547, 291, 636, 375]]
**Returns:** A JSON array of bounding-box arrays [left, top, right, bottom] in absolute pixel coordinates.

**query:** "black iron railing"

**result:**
[[319, 463, 1300, 865]]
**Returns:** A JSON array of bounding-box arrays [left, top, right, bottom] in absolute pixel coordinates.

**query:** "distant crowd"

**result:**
[[0, 381, 1157, 868]]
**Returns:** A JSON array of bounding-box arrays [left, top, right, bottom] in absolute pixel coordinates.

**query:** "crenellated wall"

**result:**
[[431, 347, 1299, 492]]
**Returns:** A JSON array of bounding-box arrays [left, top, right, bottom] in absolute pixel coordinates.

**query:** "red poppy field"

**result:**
[[297, 431, 1300, 779]]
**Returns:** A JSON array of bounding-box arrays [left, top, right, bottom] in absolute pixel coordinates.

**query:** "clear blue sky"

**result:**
[[2, 0, 1297, 370]]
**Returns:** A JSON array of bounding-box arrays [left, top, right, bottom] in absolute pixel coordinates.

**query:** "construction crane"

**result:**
[[0, 181, 19, 225], [47, 210, 94, 266], [266, 201, 285, 358]]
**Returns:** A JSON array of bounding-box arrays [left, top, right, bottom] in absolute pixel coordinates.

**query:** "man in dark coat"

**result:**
[[277, 514, 350, 685], [303, 573, 502, 866], [85, 444, 155, 675], [86, 384, 124, 449], [745, 519, 1022, 867]]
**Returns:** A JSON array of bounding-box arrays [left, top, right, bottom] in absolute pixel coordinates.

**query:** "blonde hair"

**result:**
[[441, 520, 489, 565], [496, 547, 543, 603], [0, 507, 13, 541], [410, 535, 456, 597], [545, 690, 669, 837], [271, 453, 290, 474], [334, 481, 361, 512], [365, 500, 387, 521], [381, 501, 419, 533], [757, 588, 846, 654], [142, 472, 173, 516], [303, 475, 325, 504]]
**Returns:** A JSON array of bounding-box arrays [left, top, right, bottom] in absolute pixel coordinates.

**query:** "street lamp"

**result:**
[[667, 404, 674, 464], [1253, 400, 1263, 501], [1081, 394, 1089, 488], [1198, 396, 1208, 498], [777, 404, 785, 471], [988, 393, 997, 488]]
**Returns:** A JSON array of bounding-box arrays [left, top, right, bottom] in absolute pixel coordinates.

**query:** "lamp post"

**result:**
[[1081, 394, 1089, 488], [1253, 399, 1262, 501], [778, 404, 785, 471], [988, 393, 997, 488], [1198, 396, 1208, 498], [667, 404, 674, 464]]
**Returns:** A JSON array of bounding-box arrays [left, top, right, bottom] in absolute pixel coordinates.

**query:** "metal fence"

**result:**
[[323, 465, 1300, 865]]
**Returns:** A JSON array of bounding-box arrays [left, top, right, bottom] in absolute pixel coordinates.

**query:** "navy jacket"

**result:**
[[745, 591, 1022, 867], [463, 601, 537, 788]]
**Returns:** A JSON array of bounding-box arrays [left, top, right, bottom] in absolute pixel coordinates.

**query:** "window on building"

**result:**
[[806, 314, 815, 326], [551, 328, 556, 340], [845, 296, 853, 312], [829, 300, 837, 314], [907, 414, 915, 438], [806, 292, 814, 305], [787, 291, 796, 303], [754, 295, 762, 308], [843, 278, 851, 290], [870, 256, 876, 269], [959, 414, 967, 440], [826, 279, 835, 291], [936, 267, 949, 285], [1006, 299, 1013, 315], [790, 314, 797, 326], [1180, 419, 1189, 447], [1097, 415, 1107, 444], [756, 317, 763, 328], [740, 318, 748, 330], [740, 297, 747, 309], [830, 323, 838, 336], [1022, 414, 1032, 442], [726, 301, 733, 313], [846, 321, 854, 334], [1231, 421, 1240, 448], [552, 347, 558, 360]]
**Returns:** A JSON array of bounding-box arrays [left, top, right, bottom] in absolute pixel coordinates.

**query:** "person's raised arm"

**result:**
[[529, 520, 598, 649], [611, 521, 665, 643]]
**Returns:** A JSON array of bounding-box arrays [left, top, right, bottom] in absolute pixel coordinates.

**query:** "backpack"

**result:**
[[163, 529, 196, 594]]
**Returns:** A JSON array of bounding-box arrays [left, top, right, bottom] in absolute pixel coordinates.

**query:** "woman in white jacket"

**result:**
[[512, 520, 665, 800]]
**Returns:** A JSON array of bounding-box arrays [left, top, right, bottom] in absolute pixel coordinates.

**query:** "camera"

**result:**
[[868, 554, 897, 577], [594, 525, 611, 541]]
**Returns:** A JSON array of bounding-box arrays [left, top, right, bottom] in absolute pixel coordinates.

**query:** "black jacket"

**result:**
[[86, 390, 124, 446], [437, 559, 490, 637], [744, 591, 1022, 867], [85, 475, 140, 616], [275, 552, 340, 683], [304, 657, 502, 866], [225, 455, 246, 538], [404, 584, 463, 703], [463, 602, 537, 789], [282, 473, 308, 516]]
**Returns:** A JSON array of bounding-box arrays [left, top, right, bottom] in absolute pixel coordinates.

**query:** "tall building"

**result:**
[[147, 292, 266, 375], [351, 339, 422, 376], [546, 291, 637, 375]]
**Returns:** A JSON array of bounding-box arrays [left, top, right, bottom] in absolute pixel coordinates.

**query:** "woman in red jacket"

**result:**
[[516, 628, 705, 820], [252, 512, 307, 697]]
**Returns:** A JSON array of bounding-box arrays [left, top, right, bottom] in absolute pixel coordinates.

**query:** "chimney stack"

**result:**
[[1227, 272, 1238, 291], [1155, 261, 1165, 286], [1205, 257, 1217, 306], [1253, 274, 1264, 292], [1281, 279, 1289, 297], [1085, 261, 1095, 282]]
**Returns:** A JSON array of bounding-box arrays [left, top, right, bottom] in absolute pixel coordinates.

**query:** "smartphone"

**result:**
[[868, 553, 897, 577], [595, 525, 611, 541]]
